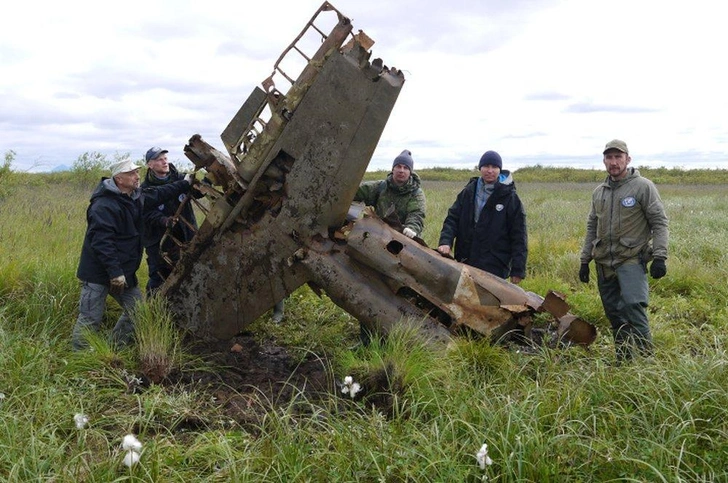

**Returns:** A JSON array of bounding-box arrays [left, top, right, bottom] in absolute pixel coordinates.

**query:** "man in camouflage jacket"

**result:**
[[354, 149, 426, 238]]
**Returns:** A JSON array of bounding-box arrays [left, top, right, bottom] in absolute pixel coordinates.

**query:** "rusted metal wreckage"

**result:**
[[159, 2, 597, 348]]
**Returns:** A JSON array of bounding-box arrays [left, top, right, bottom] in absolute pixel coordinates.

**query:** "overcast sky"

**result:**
[[3, 0, 727, 173]]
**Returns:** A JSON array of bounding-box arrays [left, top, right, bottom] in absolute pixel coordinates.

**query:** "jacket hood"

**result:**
[[601, 167, 640, 188], [466, 169, 515, 189], [91, 178, 141, 201], [498, 170, 514, 186]]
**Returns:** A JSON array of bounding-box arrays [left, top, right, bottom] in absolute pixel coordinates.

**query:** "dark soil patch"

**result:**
[[166, 331, 334, 429], [157, 325, 574, 432]]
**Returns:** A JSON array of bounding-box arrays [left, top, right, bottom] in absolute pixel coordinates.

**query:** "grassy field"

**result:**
[[1, 166, 728, 481]]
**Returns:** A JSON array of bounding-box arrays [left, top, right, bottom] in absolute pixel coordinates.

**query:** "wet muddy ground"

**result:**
[[166, 330, 334, 428]]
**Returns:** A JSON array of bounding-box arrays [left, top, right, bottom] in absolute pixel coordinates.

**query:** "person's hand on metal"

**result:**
[[437, 245, 452, 257], [579, 262, 590, 283], [650, 258, 667, 279], [403, 227, 416, 238], [109, 275, 127, 295]]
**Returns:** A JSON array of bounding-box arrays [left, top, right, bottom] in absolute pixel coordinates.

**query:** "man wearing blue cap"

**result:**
[[142, 147, 200, 296], [354, 149, 426, 238], [437, 150, 527, 284]]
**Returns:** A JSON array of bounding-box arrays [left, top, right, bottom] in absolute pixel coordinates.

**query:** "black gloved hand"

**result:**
[[650, 258, 667, 279], [579, 262, 590, 283], [109, 275, 126, 295]]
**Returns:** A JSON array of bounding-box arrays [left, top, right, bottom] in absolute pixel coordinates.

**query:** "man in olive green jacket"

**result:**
[[579, 139, 669, 363], [354, 149, 426, 238]]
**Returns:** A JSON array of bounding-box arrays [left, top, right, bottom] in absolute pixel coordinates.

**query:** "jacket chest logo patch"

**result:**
[[178, 194, 186, 202], [621, 196, 636, 207], [495, 204, 504, 211], [157, 204, 165, 211]]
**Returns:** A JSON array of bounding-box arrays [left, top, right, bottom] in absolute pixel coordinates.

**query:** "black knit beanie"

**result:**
[[478, 150, 502, 170]]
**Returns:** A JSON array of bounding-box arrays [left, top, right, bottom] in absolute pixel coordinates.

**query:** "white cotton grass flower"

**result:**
[[121, 434, 143, 468], [123, 450, 141, 467], [340, 375, 361, 398], [122, 434, 143, 452], [73, 413, 89, 429], [476, 443, 493, 470]]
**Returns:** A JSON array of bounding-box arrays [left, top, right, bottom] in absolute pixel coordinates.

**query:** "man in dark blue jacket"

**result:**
[[142, 147, 199, 296], [72, 159, 192, 350], [437, 150, 528, 284]]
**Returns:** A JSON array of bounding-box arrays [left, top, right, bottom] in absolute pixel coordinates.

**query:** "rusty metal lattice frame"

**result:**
[[266, 1, 347, 87], [226, 2, 356, 165]]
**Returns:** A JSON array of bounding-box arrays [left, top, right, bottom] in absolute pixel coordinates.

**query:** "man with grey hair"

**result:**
[[579, 139, 669, 363], [72, 159, 193, 350]]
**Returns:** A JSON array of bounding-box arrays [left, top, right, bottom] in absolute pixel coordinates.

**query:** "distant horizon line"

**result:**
[[16, 160, 728, 174], [19, 165, 728, 174]]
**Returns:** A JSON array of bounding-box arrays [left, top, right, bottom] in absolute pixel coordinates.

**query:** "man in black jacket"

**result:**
[[142, 147, 199, 296], [437, 150, 528, 284], [72, 159, 192, 350]]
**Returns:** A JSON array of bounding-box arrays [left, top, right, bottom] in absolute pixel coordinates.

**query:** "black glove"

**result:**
[[579, 263, 590, 283], [650, 258, 666, 279], [109, 275, 126, 295]]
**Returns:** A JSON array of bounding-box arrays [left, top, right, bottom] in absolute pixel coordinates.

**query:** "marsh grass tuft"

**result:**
[[133, 296, 183, 383]]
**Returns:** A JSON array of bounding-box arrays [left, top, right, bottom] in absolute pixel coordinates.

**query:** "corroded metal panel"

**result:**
[[160, 2, 596, 347]]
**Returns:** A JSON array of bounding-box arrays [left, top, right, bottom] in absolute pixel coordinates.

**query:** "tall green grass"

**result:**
[[1, 170, 728, 481]]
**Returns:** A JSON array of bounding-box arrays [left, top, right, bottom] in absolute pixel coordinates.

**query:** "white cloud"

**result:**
[[2, 0, 727, 172]]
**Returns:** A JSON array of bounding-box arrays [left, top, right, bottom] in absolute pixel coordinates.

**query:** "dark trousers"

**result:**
[[597, 260, 653, 361], [72, 281, 142, 350], [145, 243, 175, 296]]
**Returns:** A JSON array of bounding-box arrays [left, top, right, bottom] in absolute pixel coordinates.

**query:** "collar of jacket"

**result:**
[[144, 163, 179, 185]]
